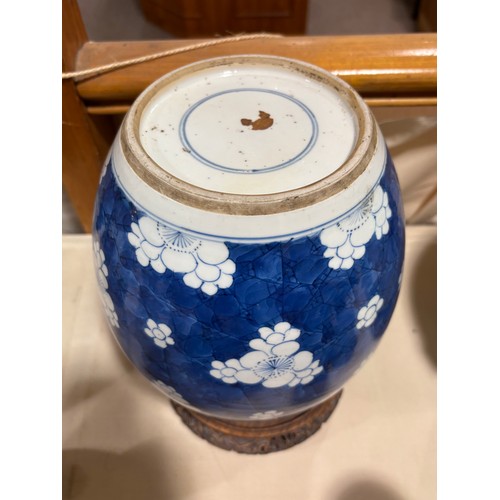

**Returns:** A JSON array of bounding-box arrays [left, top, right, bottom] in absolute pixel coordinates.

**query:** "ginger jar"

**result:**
[[92, 55, 405, 449]]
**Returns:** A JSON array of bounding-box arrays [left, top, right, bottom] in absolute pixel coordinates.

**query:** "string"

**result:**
[[62, 33, 283, 79]]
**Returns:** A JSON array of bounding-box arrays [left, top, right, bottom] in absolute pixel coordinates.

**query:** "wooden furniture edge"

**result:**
[[75, 33, 437, 102]]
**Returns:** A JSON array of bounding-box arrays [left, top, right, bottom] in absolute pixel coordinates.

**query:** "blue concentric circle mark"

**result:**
[[179, 88, 319, 174]]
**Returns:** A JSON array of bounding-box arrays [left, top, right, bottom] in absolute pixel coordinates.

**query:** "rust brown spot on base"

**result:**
[[241, 111, 274, 130]]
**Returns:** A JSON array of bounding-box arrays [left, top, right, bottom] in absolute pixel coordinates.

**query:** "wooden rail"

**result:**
[[76, 33, 437, 103]]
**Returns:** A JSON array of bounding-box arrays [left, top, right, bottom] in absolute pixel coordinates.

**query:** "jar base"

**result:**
[[171, 390, 343, 454]]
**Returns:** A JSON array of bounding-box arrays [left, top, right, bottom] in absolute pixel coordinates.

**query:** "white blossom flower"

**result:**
[[356, 294, 384, 329], [373, 189, 392, 240], [93, 239, 120, 328], [209, 359, 243, 384], [144, 318, 174, 348], [211, 322, 323, 388], [102, 290, 119, 328], [152, 380, 190, 406], [93, 240, 109, 290], [320, 185, 391, 270], [250, 410, 284, 420], [127, 215, 235, 295], [182, 242, 235, 296]]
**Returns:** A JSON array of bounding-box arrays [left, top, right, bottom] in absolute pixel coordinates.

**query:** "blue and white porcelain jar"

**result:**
[[92, 56, 405, 424]]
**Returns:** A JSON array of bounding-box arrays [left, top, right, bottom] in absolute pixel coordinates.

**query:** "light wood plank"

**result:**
[[75, 34, 437, 102]]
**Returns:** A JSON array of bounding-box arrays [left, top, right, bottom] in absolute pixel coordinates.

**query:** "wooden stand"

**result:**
[[172, 390, 342, 454]]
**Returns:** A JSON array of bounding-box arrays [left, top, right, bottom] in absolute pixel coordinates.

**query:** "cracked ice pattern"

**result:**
[[92, 149, 405, 420]]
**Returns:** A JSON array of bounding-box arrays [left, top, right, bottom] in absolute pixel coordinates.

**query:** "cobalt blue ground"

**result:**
[[93, 151, 405, 420]]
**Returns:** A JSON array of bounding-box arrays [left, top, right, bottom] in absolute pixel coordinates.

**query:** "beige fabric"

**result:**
[[380, 116, 437, 224], [62, 187, 84, 234], [63, 229, 436, 500]]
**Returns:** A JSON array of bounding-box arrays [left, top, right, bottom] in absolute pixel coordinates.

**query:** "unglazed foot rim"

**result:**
[[122, 55, 376, 215], [172, 390, 343, 454]]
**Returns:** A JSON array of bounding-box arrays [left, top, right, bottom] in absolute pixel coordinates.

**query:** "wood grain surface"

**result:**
[[75, 33, 437, 103]]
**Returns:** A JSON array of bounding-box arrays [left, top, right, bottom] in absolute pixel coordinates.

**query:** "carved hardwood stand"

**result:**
[[172, 390, 343, 454]]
